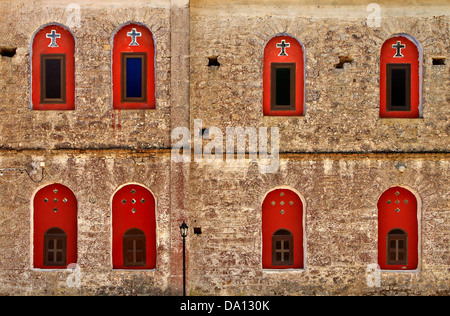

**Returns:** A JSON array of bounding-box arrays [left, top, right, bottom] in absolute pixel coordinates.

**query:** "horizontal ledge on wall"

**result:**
[[376, 118, 425, 126]]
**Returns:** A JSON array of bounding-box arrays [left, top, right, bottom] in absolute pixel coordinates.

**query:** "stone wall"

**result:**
[[0, 150, 172, 295], [0, 0, 448, 296], [187, 0, 449, 296], [190, 1, 449, 153], [188, 154, 449, 295], [0, 0, 172, 150], [0, 0, 179, 295]]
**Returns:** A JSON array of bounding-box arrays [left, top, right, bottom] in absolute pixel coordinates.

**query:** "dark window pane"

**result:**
[[391, 68, 406, 106], [390, 251, 396, 261], [126, 57, 143, 98], [48, 252, 54, 262], [57, 239, 63, 249], [276, 241, 281, 249], [275, 67, 291, 106], [284, 252, 289, 262], [45, 58, 62, 99]]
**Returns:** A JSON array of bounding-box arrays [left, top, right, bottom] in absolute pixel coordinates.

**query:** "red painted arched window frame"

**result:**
[[377, 186, 419, 270], [262, 188, 304, 269], [33, 183, 77, 269], [380, 34, 422, 118], [263, 34, 304, 116], [31, 23, 75, 110], [112, 184, 156, 269], [112, 22, 155, 110]]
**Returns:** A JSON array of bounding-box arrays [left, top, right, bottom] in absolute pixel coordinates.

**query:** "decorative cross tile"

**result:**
[[127, 28, 141, 46], [46, 30, 61, 48]]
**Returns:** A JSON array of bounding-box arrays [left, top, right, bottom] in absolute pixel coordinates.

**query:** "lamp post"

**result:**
[[179, 220, 188, 296]]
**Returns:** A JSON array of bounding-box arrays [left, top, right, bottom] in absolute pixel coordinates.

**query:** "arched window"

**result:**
[[123, 228, 146, 267], [112, 184, 156, 269], [272, 229, 293, 266], [31, 23, 75, 110], [378, 187, 419, 270], [380, 34, 423, 118], [44, 227, 67, 267], [263, 34, 305, 116], [262, 188, 304, 269], [387, 229, 408, 265], [33, 183, 77, 269], [112, 22, 155, 109]]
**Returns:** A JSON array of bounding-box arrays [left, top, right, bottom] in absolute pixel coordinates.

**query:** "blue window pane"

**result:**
[[126, 57, 142, 98]]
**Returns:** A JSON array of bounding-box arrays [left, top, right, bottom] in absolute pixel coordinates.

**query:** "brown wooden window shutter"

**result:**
[[123, 228, 146, 267], [272, 229, 294, 266], [43, 227, 67, 267], [387, 229, 408, 265]]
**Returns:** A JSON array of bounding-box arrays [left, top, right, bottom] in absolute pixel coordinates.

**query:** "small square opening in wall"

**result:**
[[193, 227, 202, 235], [334, 55, 354, 69], [0, 46, 17, 58], [432, 57, 446, 65], [207, 56, 220, 67]]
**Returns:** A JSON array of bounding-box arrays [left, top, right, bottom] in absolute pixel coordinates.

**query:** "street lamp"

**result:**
[[179, 220, 188, 296]]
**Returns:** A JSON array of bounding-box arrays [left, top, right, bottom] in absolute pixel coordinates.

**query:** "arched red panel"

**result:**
[[112, 184, 156, 269], [33, 183, 77, 268], [31, 24, 75, 110], [378, 186, 419, 270], [380, 34, 422, 118], [112, 22, 155, 109], [263, 34, 304, 116], [262, 188, 304, 269]]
